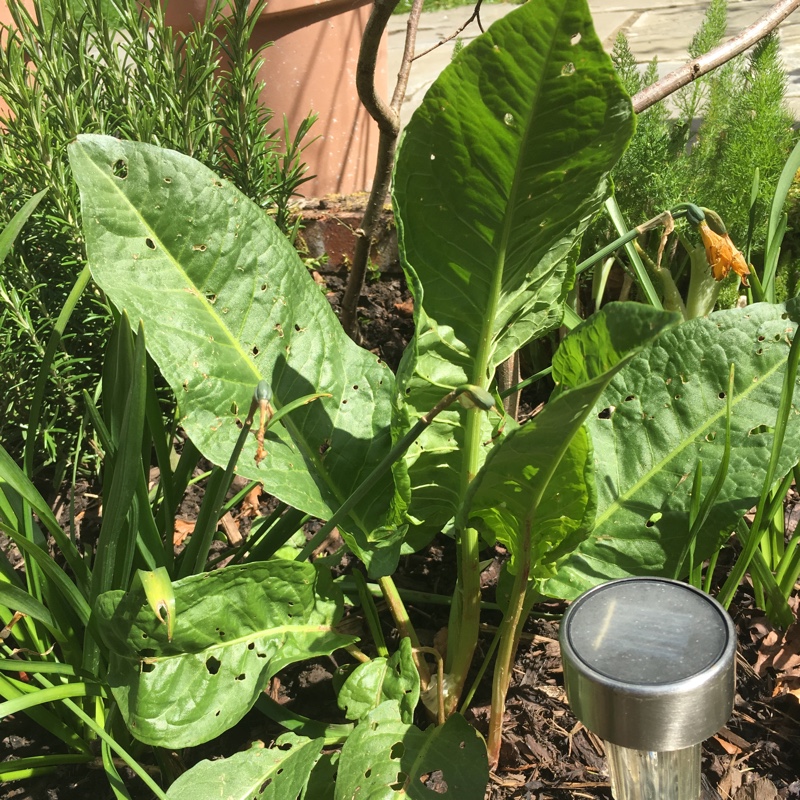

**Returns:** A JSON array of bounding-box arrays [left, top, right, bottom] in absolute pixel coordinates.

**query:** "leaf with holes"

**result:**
[[93, 561, 355, 747], [392, 0, 634, 537], [334, 701, 488, 800], [166, 734, 323, 800], [461, 303, 678, 582], [543, 301, 800, 599], [337, 637, 420, 724], [68, 135, 397, 568]]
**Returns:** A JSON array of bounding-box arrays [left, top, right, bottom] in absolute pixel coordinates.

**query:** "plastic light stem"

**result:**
[[606, 742, 701, 800]]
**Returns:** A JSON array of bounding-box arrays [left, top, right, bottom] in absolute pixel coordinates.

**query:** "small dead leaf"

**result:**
[[714, 734, 742, 756], [393, 298, 414, 317], [173, 518, 195, 546], [241, 484, 263, 518], [733, 777, 778, 800]]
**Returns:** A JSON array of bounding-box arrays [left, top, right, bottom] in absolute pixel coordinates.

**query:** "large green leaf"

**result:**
[[68, 135, 394, 542], [544, 301, 800, 598], [334, 702, 488, 800], [93, 561, 355, 747], [393, 0, 634, 534], [166, 734, 323, 800], [462, 304, 679, 580]]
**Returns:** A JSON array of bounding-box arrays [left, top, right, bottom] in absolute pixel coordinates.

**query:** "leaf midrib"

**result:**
[[130, 623, 347, 665], [475, 0, 571, 381]]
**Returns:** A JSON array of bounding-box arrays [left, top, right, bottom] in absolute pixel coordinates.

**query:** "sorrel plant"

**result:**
[[2, 0, 800, 793]]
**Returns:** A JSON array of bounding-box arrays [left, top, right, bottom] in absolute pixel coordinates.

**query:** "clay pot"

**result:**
[[0, 0, 36, 119], [163, 0, 387, 198]]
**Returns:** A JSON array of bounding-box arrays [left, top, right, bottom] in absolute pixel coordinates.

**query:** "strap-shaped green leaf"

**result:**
[[68, 135, 394, 537]]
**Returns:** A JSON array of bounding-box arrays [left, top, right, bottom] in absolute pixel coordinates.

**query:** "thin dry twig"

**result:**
[[632, 0, 800, 113], [412, 0, 485, 61]]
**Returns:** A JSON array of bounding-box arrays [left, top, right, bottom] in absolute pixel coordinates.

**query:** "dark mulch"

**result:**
[[2, 269, 799, 800]]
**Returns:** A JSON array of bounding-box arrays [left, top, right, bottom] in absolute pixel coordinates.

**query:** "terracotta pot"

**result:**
[[163, 0, 387, 197], [0, 0, 36, 120]]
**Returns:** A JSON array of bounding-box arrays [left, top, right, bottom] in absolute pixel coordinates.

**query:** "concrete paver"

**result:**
[[388, 0, 800, 125]]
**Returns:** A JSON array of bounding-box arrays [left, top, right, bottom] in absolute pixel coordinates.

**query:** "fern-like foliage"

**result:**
[[588, 0, 797, 308]]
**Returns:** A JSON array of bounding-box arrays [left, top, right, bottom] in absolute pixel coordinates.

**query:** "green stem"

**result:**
[[443, 404, 484, 714], [378, 576, 430, 686], [333, 577, 502, 610], [485, 536, 532, 768], [297, 385, 492, 561], [353, 570, 388, 658], [499, 365, 552, 399]]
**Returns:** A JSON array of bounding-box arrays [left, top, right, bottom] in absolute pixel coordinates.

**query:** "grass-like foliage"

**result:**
[[0, 0, 314, 477]]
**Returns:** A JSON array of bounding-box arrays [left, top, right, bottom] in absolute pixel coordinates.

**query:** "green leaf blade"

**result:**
[[464, 304, 679, 580], [93, 561, 355, 747], [545, 301, 800, 598], [166, 735, 324, 800], [337, 637, 420, 724], [393, 0, 634, 534], [68, 135, 394, 536], [334, 702, 488, 800]]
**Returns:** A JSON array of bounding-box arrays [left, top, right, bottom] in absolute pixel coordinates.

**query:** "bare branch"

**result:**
[[632, 0, 800, 113], [392, 0, 426, 111], [342, 0, 426, 338], [356, 0, 402, 136], [412, 0, 484, 61]]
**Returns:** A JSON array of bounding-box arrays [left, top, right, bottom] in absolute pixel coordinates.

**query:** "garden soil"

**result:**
[[2, 270, 799, 800]]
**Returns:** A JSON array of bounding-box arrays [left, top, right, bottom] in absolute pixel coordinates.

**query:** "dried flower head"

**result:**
[[698, 220, 750, 286]]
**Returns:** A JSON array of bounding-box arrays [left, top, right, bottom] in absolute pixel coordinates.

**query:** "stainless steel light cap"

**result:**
[[559, 577, 736, 752]]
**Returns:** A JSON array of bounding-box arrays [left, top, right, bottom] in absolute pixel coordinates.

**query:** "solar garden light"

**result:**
[[559, 577, 736, 800]]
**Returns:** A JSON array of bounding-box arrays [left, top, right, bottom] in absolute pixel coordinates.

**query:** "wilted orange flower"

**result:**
[[698, 220, 750, 286]]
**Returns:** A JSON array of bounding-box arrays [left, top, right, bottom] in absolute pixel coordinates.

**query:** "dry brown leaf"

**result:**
[[173, 518, 195, 546], [718, 762, 744, 800], [714, 734, 743, 756], [393, 298, 414, 317], [754, 621, 800, 680], [241, 484, 263, 518], [733, 777, 778, 800]]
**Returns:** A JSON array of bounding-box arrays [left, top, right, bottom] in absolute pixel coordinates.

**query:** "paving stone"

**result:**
[[388, 0, 800, 123]]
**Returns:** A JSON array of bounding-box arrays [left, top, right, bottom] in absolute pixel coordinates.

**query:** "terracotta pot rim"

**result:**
[[257, 0, 372, 20]]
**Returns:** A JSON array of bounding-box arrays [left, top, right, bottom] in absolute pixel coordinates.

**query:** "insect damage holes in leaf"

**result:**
[[421, 770, 448, 794], [112, 158, 128, 179], [145, 237, 156, 250], [205, 655, 221, 675], [561, 62, 576, 77], [597, 405, 615, 420], [571, 32, 582, 45], [193, 244, 207, 252], [645, 512, 662, 529], [390, 772, 409, 791]]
